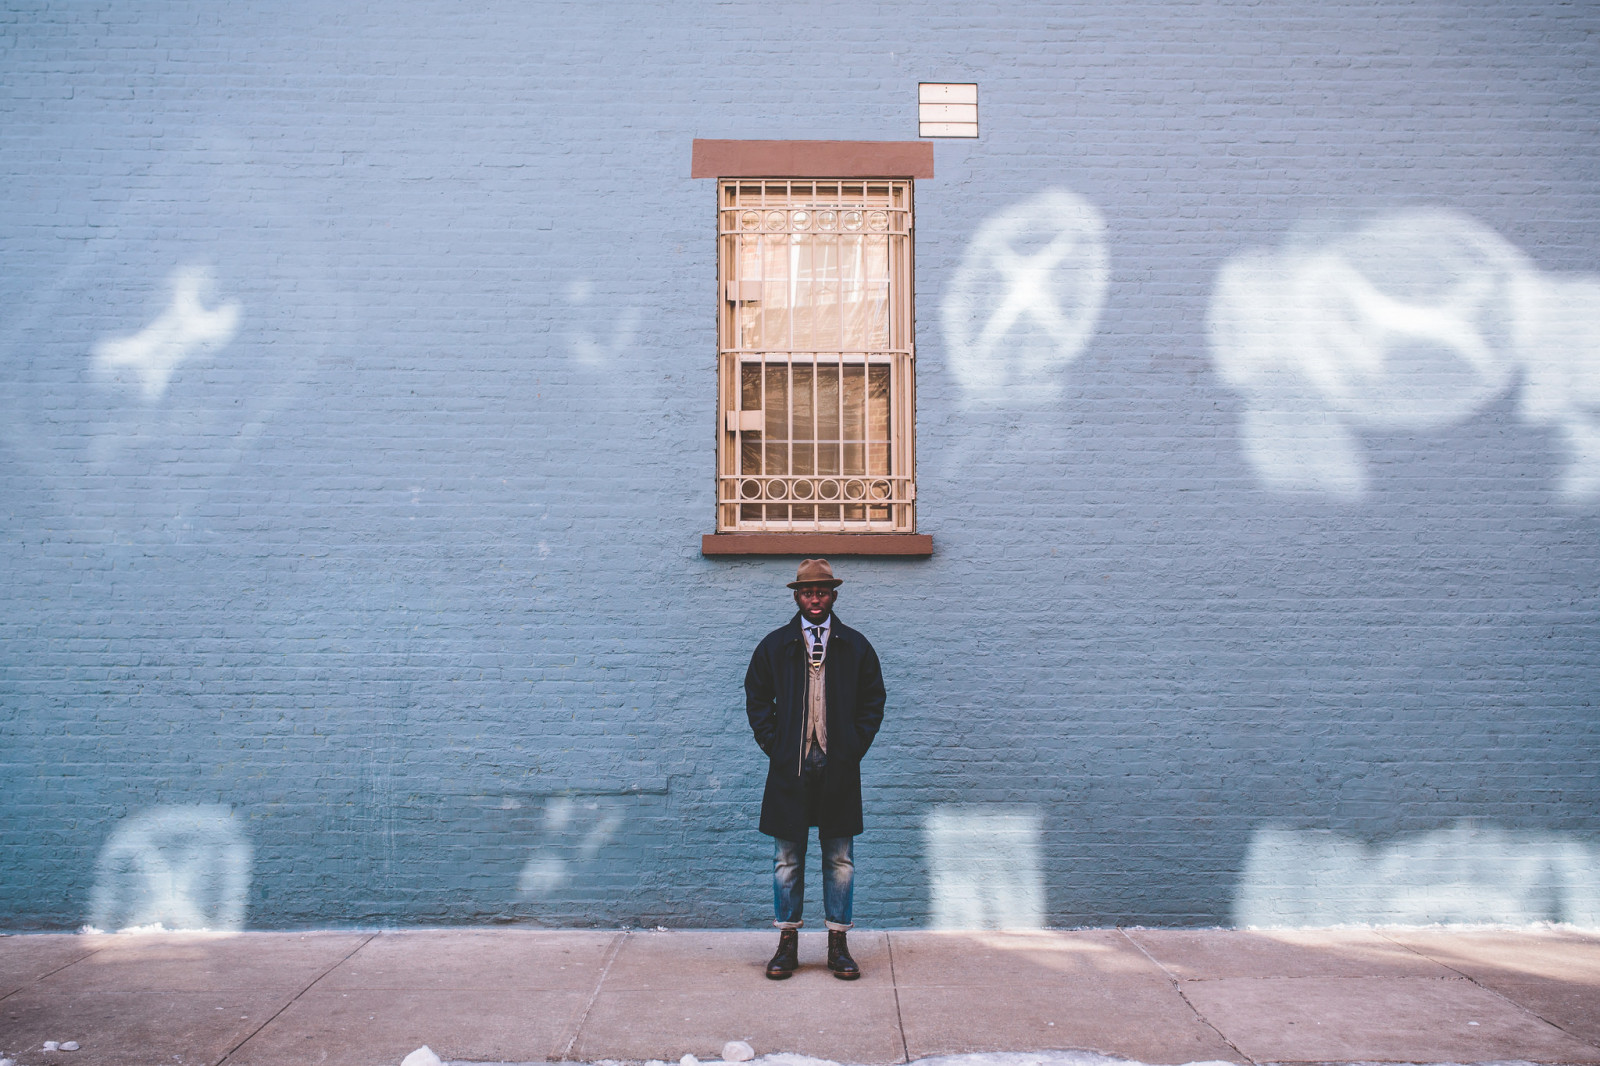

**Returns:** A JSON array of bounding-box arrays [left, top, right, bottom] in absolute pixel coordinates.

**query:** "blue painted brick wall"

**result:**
[[1, 0, 1596, 929]]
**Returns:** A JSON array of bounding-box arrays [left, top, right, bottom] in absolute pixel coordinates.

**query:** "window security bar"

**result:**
[[716, 179, 917, 534], [717, 473, 915, 532]]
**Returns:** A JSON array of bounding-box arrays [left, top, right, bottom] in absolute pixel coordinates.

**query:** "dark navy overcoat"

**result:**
[[744, 612, 886, 840]]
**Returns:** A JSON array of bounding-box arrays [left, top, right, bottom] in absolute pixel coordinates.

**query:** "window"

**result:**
[[716, 179, 917, 533]]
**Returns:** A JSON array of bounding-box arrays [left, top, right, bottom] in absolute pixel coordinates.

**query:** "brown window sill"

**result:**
[[701, 533, 933, 557]]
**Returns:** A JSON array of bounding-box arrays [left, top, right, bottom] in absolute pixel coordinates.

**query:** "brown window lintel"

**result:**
[[691, 139, 935, 179]]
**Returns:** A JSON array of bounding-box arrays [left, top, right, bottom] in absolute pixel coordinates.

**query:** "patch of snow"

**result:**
[[723, 1042, 756, 1063], [437, 1052, 1551, 1066], [402, 1046, 444, 1066], [59, 1042, 80, 1052]]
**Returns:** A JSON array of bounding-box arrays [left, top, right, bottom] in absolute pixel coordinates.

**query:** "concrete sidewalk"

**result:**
[[0, 927, 1596, 1066]]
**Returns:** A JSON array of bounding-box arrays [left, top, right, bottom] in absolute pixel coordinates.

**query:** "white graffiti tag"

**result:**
[[1516, 274, 1600, 502], [925, 805, 1046, 930], [943, 189, 1109, 403], [516, 796, 625, 897], [565, 279, 640, 368], [87, 805, 252, 932], [1210, 208, 1600, 502], [91, 266, 240, 401], [1235, 822, 1600, 927]]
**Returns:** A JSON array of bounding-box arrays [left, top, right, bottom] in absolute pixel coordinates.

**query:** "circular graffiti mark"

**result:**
[[942, 189, 1109, 403], [88, 805, 252, 932], [1208, 208, 1559, 497]]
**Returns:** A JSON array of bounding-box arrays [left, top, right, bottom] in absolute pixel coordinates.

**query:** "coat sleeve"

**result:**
[[744, 640, 778, 756], [852, 639, 886, 757]]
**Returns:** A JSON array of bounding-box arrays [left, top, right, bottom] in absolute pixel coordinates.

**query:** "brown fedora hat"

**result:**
[[787, 558, 843, 589]]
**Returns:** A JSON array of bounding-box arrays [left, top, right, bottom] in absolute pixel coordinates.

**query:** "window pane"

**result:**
[[793, 238, 818, 351], [842, 364, 865, 441], [842, 443, 864, 477], [739, 363, 763, 475], [761, 237, 791, 350], [868, 365, 891, 446], [738, 236, 761, 349], [792, 364, 814, 475], [764, 365, 787, 441], [817, 367, 840, 469], [865, 235, 890, 348], [869, 443, 890, 475], [740, 363, 762, 414]]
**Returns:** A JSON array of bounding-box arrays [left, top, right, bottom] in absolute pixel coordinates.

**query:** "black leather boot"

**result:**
[[765, 928, 799, 979], [827, 929, 860, 980]]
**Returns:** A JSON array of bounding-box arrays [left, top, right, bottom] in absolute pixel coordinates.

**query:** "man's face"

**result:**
[[793, 585, 837, 624]]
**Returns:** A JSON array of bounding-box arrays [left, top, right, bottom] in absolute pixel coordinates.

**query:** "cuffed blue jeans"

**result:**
[[772, 834, 854, 931]]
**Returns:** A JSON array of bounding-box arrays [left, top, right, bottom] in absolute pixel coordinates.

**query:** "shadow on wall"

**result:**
[[1210, 208, 1600, 502], [925, 804, 1045, 930], [87, 805, 252, 933], [1234, 821, 1600, 927], [942, 189, 1109, 405]]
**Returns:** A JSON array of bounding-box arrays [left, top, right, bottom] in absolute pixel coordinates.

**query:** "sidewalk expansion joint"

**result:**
[[885, 932, 911, 1063], [214, 932, 376, 1066], [1116, 927, 1255, 1065], [0, 941, 107, 1005], [1374, 929, 1600, 1053], [559, 929, 628, 1061]]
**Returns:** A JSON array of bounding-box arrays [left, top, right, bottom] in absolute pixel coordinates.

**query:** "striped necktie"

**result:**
[[808, 626, 825, 666]]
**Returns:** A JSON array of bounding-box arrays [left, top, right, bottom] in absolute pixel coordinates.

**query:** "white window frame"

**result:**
[[715, 178, 917, 534]]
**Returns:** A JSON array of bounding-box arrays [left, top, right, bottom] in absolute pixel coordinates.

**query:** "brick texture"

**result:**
[[0, 0, 1596, 929]]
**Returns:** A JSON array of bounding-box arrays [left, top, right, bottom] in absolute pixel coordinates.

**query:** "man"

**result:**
[[745, 558, 886, 980]]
